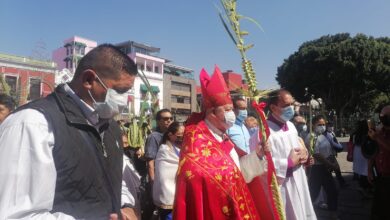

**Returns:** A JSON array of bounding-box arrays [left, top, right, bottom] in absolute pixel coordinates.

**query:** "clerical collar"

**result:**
[[205, 119, 225, 142], [268, 114, 289, 131]]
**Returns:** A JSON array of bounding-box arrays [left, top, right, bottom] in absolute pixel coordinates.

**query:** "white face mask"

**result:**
[[224, 110, 236, 128], [315, 125, 326, 134], [89, 75, 128, 119]]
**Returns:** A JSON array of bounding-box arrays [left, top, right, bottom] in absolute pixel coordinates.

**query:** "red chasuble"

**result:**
[[173, 120, 260, 220]]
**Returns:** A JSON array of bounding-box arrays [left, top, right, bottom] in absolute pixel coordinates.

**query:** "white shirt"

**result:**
[[122, 156, 141, 214], [153, 143, 180, 208], [0, 108, 75, 219], [0, 84, 121, 219]]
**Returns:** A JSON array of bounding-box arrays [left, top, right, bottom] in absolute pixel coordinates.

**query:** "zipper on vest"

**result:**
[[101, 141, 108, 157]]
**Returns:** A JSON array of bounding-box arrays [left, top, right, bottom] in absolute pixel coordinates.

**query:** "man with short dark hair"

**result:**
[[0, 93, 15, 124], [0, 44, 137, 219], [293, 115, 308, 139], [145, 108, 173, 182], [227, 96, 251, 153], [267, 89, 316, 220]]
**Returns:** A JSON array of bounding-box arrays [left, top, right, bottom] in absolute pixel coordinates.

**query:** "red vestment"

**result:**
[[173, 120, 260, 220]]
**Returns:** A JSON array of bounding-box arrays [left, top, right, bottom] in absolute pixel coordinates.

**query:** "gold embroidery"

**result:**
[[185, 170, 194, 179], [215, 174, 222, 181], [244, 214, 250, 219], [201, 147, 211, 157], [240, 203, 245, 210], [177, 157, 186, 174], [222, 206, 230, 216], [187, 153, 196, 158]]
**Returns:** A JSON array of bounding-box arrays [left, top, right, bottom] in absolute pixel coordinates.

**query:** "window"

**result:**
[[154, 66, 159, 73], [171, 95, 190, 104], [172, 82, 191, 92], [5, 75, 17, 95], [81, 47, 85, 55], [146, 65, 152, 72], [177, 96, 184, 103], [29, 78, 41, 100], [137, 64, 144, 71]]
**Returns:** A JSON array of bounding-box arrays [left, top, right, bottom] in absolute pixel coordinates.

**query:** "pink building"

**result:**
[[52, 36, 97, 73]]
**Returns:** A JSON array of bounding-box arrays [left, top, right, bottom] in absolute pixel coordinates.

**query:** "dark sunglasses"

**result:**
[[161, 117, 173, 121]]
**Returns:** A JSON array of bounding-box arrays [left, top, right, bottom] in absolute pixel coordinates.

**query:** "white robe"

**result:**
[[153, 143, 180, 208], [268, 120, 317, 220]]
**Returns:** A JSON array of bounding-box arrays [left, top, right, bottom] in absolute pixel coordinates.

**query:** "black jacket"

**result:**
[[18, 84, 123, 219]]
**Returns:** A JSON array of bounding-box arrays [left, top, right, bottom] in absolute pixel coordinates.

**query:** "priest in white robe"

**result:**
[[266, 89, 317, 220]]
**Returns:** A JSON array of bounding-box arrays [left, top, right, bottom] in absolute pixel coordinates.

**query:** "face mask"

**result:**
[[280, 105, 294, 122], [296, 124, 307, 133], [237, 109, 248, 122], [380, 115, 390, 126], [89, 75, 128, 119], [315, 125, 326, 134], [224, 110, 236, 128], [327, 127, 334, 132], [248, 127, 258, 136]]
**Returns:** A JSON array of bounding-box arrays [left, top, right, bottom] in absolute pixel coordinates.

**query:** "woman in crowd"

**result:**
[[350, 120, 371, 197], [153, 122, 184, 220], [307, 115, 339, 219]]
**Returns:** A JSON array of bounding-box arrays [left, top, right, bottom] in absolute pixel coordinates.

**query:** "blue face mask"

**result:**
[[248, 127, 258, 136], [280, 105, 294, 122], [237, 109, 248, 122]]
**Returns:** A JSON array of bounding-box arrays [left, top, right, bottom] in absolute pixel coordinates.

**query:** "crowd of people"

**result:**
[[0, 44, 389, 220]]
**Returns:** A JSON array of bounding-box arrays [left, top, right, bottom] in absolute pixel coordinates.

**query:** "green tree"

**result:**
[[276, 33, 390, 123]]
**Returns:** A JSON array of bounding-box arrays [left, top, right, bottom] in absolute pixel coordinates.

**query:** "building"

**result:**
[[52, 36, 97, 73], [115, 40, 165, 116], [51, 36, 196, 119], [0, 53, 56, 106], [197, 69, 248, 108], [222, 70, 248, 98], [163, 63, 196, 122]]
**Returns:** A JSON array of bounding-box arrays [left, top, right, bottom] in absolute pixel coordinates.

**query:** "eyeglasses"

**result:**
[[161, 117, 173, 121]]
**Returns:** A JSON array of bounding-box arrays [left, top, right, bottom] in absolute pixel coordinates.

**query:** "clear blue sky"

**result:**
[[1, 0, 390, 89]]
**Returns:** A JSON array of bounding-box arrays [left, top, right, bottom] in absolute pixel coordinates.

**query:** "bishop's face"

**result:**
[[212, 104, 235, 131]]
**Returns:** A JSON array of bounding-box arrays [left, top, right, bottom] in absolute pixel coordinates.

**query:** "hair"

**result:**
[[353, 120, 368, 145], [0, 94, 15, 110], [233, 96, 246, 109], [293, 115, 305, 124], [326, 122, 334, 127], [161, 122, 182, 145], [245, 116, 258, 125], [267, 89, 291, 112], [312, 115, 326, 125], [73, 44, 137, 80], [156, 108, 171, 121]]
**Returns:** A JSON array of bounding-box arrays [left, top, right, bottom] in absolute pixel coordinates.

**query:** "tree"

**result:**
[[276, 33, 390, 123]]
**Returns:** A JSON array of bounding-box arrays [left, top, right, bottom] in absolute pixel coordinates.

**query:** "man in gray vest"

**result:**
[[0, 44, 137, 220]]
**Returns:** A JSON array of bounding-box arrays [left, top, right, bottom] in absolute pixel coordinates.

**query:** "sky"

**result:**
[[1, 0, 390, 89]]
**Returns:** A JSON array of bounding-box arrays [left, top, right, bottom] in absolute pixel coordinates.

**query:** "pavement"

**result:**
[[314, 136, 373, 220]]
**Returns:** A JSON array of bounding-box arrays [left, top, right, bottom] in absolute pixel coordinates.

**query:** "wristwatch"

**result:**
[[121, 203, 135, 209]]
